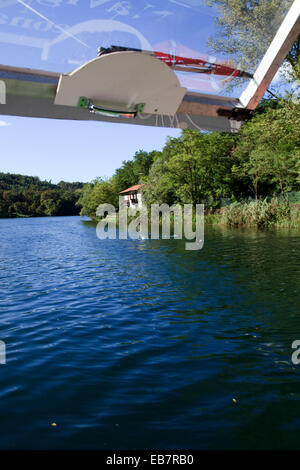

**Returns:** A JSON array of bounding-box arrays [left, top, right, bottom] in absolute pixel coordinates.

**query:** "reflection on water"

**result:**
[[0, 216, 300, 449]]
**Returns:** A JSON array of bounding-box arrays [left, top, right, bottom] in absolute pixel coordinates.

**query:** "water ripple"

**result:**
[[0, 217, 300, 449]]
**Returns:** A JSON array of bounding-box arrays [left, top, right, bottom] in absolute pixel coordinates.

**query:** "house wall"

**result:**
[[121, 191, 143, 209], [136, 192, 143, 209]]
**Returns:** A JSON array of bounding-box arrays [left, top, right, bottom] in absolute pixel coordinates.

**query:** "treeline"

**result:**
[[77, 149, 160, 218], [78, 97, 300, 220], [0, 173, 84, 218], [3, 98, 299, 223]]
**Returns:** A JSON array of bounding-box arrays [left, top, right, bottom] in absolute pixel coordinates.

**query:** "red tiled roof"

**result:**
[[120, 184, 144, 194]]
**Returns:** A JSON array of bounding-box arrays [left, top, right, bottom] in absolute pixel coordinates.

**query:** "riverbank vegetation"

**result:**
[[78, 96, 300, 229], [1, 1, 299, 228], [205, 198, 300, 229], [0, 173, 83, 218], [2, 97, 299, 228]]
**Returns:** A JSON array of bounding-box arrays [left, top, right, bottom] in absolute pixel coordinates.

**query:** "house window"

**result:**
[[130, 192, 138, 204]]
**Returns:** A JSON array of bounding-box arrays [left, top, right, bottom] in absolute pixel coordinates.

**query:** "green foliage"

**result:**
[[289, 191, 300, 204], [205, 0, 295, 74], [143, 129, 242, 207], [77, 177, 119, 219], [0, 173, 83, 218], [286, 35, 300, 80], [78, 150, 158, 219], [220, 198, 299, 228], [3, 96, 300, 229], [114, 150, 157, 194], [232, 100, 300, 200], [77, 96, 300, 228], [0, 172, 55, 191]]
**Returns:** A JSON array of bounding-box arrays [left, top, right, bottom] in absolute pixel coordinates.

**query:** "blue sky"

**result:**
[[0, 116, 181, 183], [0, 0, 213, 183], [0, 0, 289, 183]]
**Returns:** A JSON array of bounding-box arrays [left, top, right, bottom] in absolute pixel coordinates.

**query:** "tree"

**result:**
[[77, 177, 119, 219], [40, 190, 62, 216], [114, 150, 156, 194], [0, 173, 83, 218], [114, 160, 137, 194], [232, 100, 300, 200], [142, 145, 179, 206], [232, 146, 271, 200], [286, 33, 300, 80], [144, 130, 238, 207], [205, 0, 298, 78]]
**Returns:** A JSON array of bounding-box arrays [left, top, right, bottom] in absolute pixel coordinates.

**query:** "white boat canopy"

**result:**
[[0, 0, 299, 132]]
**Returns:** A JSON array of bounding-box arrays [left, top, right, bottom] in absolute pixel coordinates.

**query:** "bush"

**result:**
[[222, 198, 295, 228]]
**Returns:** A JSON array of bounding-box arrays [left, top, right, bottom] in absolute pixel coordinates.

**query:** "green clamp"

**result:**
[[77, 98, 145, 118], [78, 96, 90, 108], [137, 103, 145, 114]]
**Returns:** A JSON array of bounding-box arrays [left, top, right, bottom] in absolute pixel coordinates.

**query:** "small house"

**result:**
[[120, 184, 143, 209]]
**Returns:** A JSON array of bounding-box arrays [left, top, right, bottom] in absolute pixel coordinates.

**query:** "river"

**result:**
[[0, 216, 300, 449]]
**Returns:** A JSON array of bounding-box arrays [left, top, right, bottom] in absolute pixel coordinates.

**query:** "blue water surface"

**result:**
[[0, 216, 300, 449]]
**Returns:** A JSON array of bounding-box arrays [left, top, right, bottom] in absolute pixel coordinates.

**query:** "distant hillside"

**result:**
[[0, 172, 84, 218]]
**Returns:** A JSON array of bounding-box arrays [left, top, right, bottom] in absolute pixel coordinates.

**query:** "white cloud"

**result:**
[[154, 10, 174, 17], [0, 120, 10, 127]]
